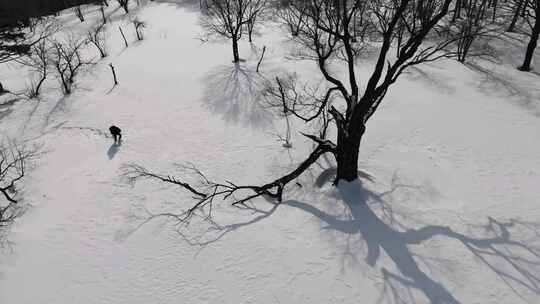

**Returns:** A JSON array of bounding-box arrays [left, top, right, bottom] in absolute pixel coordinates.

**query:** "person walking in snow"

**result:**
[[109, 125, 122, 144]]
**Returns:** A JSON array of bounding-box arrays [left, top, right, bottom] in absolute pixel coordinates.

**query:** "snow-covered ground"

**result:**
[[1, 1, 540, 303]]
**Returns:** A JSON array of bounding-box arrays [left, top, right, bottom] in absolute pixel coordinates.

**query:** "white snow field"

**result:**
[[1, 1, 540, 303]]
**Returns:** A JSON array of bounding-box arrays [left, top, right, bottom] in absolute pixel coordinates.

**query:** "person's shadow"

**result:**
[[107, 140, 122, 160]]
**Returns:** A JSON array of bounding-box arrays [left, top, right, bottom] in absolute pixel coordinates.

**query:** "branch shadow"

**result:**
[[43, 95, 70, 128], [174, 202, 279, 250], [283, 177, 540, 304], [114, 199, 280, 259], [0, 96, 22, 121], [407, 66, 455, 95], [202, 63, 274, 130]]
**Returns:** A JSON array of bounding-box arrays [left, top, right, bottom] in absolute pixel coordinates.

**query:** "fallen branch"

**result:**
[[122, 136, 336, 223]]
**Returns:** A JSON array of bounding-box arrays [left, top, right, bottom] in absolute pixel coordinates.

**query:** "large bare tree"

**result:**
[[125, 0, 462, 222]]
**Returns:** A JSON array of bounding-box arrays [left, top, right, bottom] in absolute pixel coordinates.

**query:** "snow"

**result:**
[[1, 1, 540, 303]]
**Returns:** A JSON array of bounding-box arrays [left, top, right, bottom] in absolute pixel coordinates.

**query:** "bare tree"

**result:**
[[276, 0, 308, 36], [10, 19, 58, 97], [519, 0, 540, 71], [88, 24, 108, 58], [201, 0, 265, 62], [444, 0, 500, 62], [117, 0, 130, 13], [17, 40, 50, 98], [0, 143, 36, 229], [245, 0, 267, 42], [50, 34, 88, 95], [124, 0, 461, 224]]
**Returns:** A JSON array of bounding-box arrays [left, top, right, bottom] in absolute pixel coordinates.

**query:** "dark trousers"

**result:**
[[113, 133, 122, 143]]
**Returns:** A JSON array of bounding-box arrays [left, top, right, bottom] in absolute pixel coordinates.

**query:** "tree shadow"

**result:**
[[43, 95, 70, 128], [315, 167, 375, 188], [407, 66, 455, 94], [283, 178, 540, 303], [202, 63, 274, 130], [0, 96, 21, 121], [465, 61, 540, 116], [118, 154, 540, 303]]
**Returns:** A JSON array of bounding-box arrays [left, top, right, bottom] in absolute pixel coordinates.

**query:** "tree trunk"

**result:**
[[520, 30, 539, 71], [520, 5, 540, 71], [232, 37, 240, 62], [61, 75, 70, 94], [335, 125, 364, 183], [453, 0, 462, 22], [35, 73, 47, 96], [508, 0, 524, 32], [248, 19, 254, 43], [100, 6, 107, 24]]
